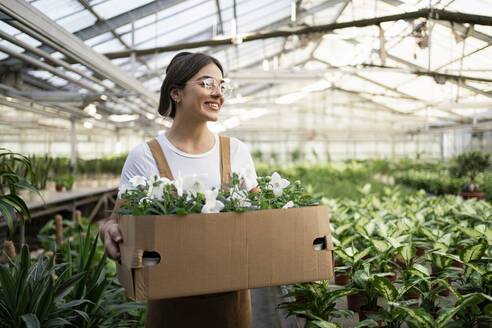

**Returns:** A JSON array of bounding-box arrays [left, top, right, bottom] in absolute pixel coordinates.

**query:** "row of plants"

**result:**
[[279, 186, 492, 327], [252, 149, 329, 163], [367, 151, 492, 201], [256, 162, 415, 201], [0, 152, 128, 193]]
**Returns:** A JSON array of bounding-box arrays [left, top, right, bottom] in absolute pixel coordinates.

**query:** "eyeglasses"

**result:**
[[191, 77, 233, 97]]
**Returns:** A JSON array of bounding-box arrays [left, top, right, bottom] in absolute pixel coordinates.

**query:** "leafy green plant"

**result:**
[[0, 244, 88, 327], [390, 291, 492, 328], [0, 148, 41, 239], [451, 151, 490, 192], [278, 282, 355, 325], [59, 226, 145, 327]]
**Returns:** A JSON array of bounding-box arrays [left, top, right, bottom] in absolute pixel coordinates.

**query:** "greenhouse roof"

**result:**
[[0, 0, 491, 141]]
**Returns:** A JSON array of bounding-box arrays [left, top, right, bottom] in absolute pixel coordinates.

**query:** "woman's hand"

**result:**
[[100, 198, 125, 260], [100, 219, 122, 259]]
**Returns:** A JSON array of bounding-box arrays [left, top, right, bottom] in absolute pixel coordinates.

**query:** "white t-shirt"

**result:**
[[119, 133, 257, 195]]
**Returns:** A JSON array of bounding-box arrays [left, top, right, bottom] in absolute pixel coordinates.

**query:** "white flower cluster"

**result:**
[[122, 170, 293, 214]]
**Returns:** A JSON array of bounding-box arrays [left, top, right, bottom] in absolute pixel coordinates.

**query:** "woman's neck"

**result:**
[[166, 119, 215, 154]]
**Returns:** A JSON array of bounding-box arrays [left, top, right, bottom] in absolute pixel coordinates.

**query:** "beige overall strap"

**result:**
[[219, 136, 231, 187], [146, 139, 174, 180]]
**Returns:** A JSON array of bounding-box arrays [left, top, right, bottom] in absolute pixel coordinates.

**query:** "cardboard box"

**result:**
[[117, 205, 334, 301]]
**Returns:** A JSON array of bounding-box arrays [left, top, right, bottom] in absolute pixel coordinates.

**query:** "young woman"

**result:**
[[100, 52, 258, 327]]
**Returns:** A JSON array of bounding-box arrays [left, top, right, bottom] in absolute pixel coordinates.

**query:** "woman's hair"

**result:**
[[158, 52, 224, 118]]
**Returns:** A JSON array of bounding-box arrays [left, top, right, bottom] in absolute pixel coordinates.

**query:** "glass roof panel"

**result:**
[[92, 0, 155, 20], [0, 21, 22, 36], [85, 32, 114, 47], [56, 9, 97, 33], [92, 38, 126, 53], [31, 0, 84, 21], [448, 0, 492, 16]]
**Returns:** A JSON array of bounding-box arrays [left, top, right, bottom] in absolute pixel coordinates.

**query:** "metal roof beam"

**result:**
[[74, 0, 186, 41], [0, 0, 158, 108], [102, 8, 492, 58]]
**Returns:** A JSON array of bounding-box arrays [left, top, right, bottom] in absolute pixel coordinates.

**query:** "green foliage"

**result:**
[[37, 217, 146, 327], [0, 244, 88, 327], [51, 174, 75, 190], [0, 148, 41, 239], [278, 282, 355, 324], [451, 151, 490, 182], [118, 172, 319, 216], [256, 162, 415, 201]]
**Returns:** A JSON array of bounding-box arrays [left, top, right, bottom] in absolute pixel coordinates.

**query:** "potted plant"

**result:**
[[451, 151, 490, 200], [277, 281, 356, 326], [62, 174, 75, 191], [334, 245, 373, 310], [348, 267, 388, 325], [51, 176, 65, 191]]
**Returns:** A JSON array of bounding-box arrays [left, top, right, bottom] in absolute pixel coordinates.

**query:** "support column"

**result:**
[[71, 118, 77, 172], [440, 133, 444, 161]]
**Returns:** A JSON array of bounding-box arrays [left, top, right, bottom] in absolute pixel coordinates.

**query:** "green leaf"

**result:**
[[351, 319, 379, 328], [14, 181, 42, 199], [0, 201, 16, 239], [389, 302, 434, 328], [413, 264, 430, 276], [371, 239, 389, 253], [354, 246, 372, 263], [459, 227, 482, 240], [21, 313, 40, 328], [461, 241, 486, 263], [398, 244, 415, 263], [309, 321, 341, 328], [436, 294, 485, 327], [485, 303, 492, 317], [373, 276, 398, 302]]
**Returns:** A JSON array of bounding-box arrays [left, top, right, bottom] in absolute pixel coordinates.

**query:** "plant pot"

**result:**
[[334, 260, 351, 285], [416, 247, 425, 257], [458, 191, 485, 200], [334, 272, 350, 285], [55, 184, 63, 192], [358, 310, 382, 327], [347, 293, 364, 311]]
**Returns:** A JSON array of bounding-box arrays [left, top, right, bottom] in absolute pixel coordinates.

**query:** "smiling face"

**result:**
[[172, 63, 224, 123]]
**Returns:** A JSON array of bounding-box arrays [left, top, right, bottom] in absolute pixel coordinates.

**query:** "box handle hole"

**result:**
[[142, 251, 161, 266], [313, 237, 327, 251]]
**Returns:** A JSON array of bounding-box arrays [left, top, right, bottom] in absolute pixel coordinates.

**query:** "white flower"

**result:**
[[229, 189, 251, 208], [129, 176, 147, 189], [282, 201, 294, 209], [118, 185, 134, 198], [148, 176, 171, 200], [183, 174, 208, 197], [138, 196, 151, 206], [172, 175, 184, 197], [267, 172, 290, 197], [201, 189, 224, 213], [238, 167, 257, 191]]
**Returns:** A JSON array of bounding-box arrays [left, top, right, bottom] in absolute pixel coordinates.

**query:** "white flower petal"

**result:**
[[282, 201, 294, 209], [129, 176, 147, 188]]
